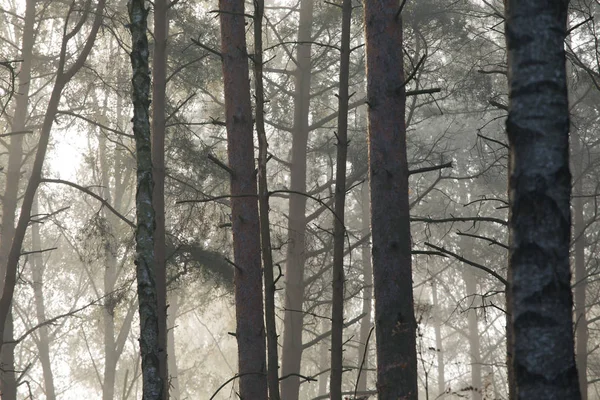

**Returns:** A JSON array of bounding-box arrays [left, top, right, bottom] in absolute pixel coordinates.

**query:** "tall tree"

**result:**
[[280, 1, 314, 398], [128, 0, 163, 399], [330, 0, 352, 398], [0, 0, 36, 396], [151, 0, 169, 397], [252, 0, 280, 398], [363, 1, 418, 399], [218, 0, 268, 398], [505, 0, 581, 398]]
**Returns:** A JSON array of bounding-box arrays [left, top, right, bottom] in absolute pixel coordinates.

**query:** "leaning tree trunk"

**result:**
[[218, 0, 268, 398], [128, 0, 163, 399], [505, 0, 580, 398], [363, 1, 418, 399], [329, 0, 352, 398], [280, 1, 314, 399]]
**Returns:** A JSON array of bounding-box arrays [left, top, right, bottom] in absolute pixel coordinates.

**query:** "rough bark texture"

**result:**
[[0, 0, 106, 354], [252, 1, 280, 399], [364, 1, 418, 399], [280, 1, 314, 398], [329, 0, 352, 398], [218, 1, 268, 398], [128, 1, 163, 399], [357, 182, 373, 393], [505, 0, 581, 398], [151, 1, 169, 397]]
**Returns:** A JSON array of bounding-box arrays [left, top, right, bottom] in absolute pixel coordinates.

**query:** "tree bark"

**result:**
[[128, 0, 163, 399], [151, 1, 169, 397], [363, 2, 418, 399], [280, 1, 314, 399], [329, 0, 352, 398], [252, 1, 280, 399], [505, 0, 581, 398], [218, 1, 268, 398]]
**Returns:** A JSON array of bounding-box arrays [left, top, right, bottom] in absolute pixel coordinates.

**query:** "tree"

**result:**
[[128, 0, 164, 398], [505, 0, 581, 398], [330, 0, 352, 398], [218, 0, 268, 398], [363, 1, 418, 399]]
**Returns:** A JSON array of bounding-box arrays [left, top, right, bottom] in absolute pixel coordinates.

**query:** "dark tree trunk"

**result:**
[[329, 0, 352, 398], [280, 1, 314, 399], [431, 280, 445, 397], [218, 1, 268, 398], [128, 0, 163, 399], [505, 0, 581, 398], [363, 1, 418, 399], [151, 1, 169, 397], [252, 1, 280, 399]]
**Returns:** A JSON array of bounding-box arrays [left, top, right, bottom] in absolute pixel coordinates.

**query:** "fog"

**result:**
[[0, 0, 595, 399]]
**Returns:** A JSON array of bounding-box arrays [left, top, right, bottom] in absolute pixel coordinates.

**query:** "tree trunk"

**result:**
[[252, 1, 280, 399], [151, 1, 169, 398], [280, 1, 314, 399], [128, 0, 163, 399], [0, 0, 36, 396], [218, 1, 267, 398], [505, 0, 581, 398], [357, 182, 373, 394], [329, 1, 352, 398], [363, 2, 418, 399]]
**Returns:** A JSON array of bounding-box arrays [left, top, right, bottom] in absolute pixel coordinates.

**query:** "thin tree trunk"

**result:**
[[357, 182, 373, 394], [505, 0, 580, 398], [252, 1, 280, 399], [151, 1, 169, 397], [218, 1, 267, 398], [363, 2, 418, 399], [280, 1, 314, 398], [329, 1, 352, 398], [128, 1, 163, 399]]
